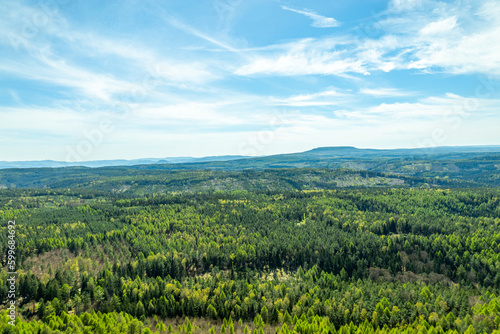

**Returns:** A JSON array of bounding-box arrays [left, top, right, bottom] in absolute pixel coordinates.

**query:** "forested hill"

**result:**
[[2, 145, 500, 170], [1, 146, 500, 191], [129, 146, 500, 175], [0, 166, 494, 194]]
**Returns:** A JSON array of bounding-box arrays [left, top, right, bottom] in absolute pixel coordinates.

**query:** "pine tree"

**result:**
[[283, 311, 292, 324]]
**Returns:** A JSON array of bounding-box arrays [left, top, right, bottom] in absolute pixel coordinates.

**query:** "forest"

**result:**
[[1, 180, 500, 333], [2, 147, 500, 190]]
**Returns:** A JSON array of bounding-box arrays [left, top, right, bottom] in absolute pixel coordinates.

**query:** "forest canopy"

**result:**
[[1, 184, 500, 333]]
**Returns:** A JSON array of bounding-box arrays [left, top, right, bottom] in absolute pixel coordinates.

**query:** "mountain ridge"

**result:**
[[2, 145, 500, 169]]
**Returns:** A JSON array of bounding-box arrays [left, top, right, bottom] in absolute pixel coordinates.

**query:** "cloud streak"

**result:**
[[281, 6, 341, 28]]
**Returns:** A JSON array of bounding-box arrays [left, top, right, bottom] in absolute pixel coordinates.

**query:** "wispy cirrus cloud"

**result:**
[[270, 88, 348, 107], [0, 0, 222, 106], [0, 52, 137, 102], [335, 93, 499, 122], [407, 4, 500, 75], [237, 1, 500, 77], [360, 88, 414, 97], [235, 36, 368, 76], [389, 0, 424, 12], [420, 16, 457, 35], [281, 6, 341, 28]]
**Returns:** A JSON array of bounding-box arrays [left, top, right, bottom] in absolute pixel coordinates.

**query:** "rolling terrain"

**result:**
[[1, 146, 499, 191], [2, 146, 500, 333]]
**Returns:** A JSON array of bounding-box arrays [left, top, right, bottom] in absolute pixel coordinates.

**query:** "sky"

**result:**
[[1, 0, 499, 161]]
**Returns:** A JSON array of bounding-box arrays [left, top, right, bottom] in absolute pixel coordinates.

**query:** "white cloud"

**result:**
[[8, 90, 22, 104], [270, 89, 348, 106], [389, 0, 423, 12], [236, 1, 500, 77], [236, 54, 365, 76], [420, 17, 457, 35], [281, 6, 341, 28], [394, 2, 500, 76], [335, 93, 500, 123], [477, 1, 500, 21], [409, 25, 500, 75], [0, 0, 222, 109], [54, 31, 217, 84], [284, 89, 343, 101], [148, 3, 250, 60], [0, 53, 136, 102], [235, 38, 367, 76], [360, 88, 412, 97]]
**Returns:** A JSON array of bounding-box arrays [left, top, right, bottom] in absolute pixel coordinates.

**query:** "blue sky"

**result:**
[[1, 0, 499, 161]]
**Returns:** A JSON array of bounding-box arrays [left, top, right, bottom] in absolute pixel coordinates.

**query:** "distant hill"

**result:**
[[129, 145, 500, 172], [302, 145, 500, 157], [1, 145, 500, 191], [0, 155, 250, 169], [2, 146, 500, 170]]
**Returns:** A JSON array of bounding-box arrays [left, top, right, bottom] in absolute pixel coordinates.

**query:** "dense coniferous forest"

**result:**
[[1, 164, 500, 334]]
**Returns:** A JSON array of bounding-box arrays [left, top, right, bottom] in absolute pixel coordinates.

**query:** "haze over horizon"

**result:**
[[1, 0, 499, 161]]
